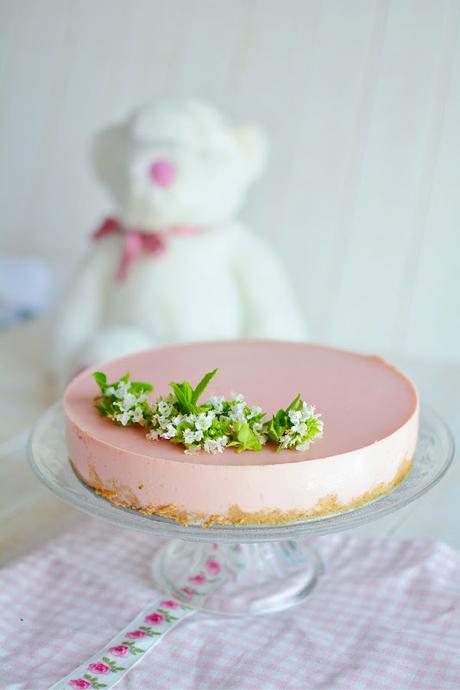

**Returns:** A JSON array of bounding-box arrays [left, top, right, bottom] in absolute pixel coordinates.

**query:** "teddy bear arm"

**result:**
[[233, 232, 308, 340], [50, 244, 114, 385]]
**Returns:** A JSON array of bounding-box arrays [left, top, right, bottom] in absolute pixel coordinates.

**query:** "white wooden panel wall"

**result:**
[[1, 0, 459, 360]]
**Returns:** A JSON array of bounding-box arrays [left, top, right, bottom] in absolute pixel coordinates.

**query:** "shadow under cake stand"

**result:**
[[28, 404, 454, 616]]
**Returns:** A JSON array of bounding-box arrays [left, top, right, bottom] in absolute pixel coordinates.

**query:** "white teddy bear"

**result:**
[[52, 100, 307, 386]]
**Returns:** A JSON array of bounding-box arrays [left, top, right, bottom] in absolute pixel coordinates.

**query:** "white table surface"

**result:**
[[1, 319, 458, 568]]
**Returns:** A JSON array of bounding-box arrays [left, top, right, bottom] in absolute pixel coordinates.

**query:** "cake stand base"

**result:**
[[151, 539, 323, 615]]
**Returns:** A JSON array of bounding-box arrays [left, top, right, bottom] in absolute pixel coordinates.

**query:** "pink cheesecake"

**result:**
[[64, 341, 419, 525]]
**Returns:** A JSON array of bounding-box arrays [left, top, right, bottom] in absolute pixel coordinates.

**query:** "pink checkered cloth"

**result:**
[[1, 517, 460, 690]]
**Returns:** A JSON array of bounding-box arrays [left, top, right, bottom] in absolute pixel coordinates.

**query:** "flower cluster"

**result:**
[[93, 371, 153, 427], [147, 390, 266, 454], [93, 369, 323, 454], [265, 394, 324, 451]]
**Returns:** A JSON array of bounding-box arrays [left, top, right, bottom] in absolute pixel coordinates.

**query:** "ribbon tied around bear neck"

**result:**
[[93, 217, 202, 281]]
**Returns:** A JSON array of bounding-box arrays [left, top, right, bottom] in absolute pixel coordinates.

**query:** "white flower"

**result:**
[[114, 393, 137, 412], [131, 406, 144, 423], [291, 421, 307, 436], [279, 434, 292, 449], [114, 381, 131, 398], [157, 400, 171, 417], [208, 395, 225, 412], [172, 415, 183, 426], [301, 402, 315, 420], [116, 410, 132, 426], [185, 414, 197, 424], [253, 422, 267, 444], [248, 405, 263, 419], [183, 429, 195, 445], [147, 429, 159, 441], [203, 436, 228, 454], [230, 392, 245, 403], [161, 424, 177, 440], [183, 428, 203, 445], [106, 386, 116, 396], [195, 411, 214, 431], [203, 438, 218, 453], [295, 441, 310, 451], [229, 402, 245, 422], [288, 410, 302, 426]]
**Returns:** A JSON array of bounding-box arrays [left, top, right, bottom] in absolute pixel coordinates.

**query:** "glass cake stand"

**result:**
[[28, 403, 454, 616]]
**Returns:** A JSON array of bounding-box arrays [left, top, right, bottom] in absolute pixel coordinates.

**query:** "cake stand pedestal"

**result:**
[[152, 539, 322, 615], [28, 404, 454, 616]]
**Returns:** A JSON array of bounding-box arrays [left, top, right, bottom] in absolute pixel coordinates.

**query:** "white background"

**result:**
[[1, 0, 459, 360]]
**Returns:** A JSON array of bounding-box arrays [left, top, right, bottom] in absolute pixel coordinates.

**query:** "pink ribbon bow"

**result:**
[[93, 217, 202, 281]]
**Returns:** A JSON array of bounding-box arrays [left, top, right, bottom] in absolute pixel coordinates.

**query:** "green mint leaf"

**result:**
[[266, 418, 281, 443], [234, 422, 262, 452], [305, 415, 323, 441], [92, 371, 107, 391], [265, 408, 288, 442], [130, 381, 154, 394], [275, 409, 288, 426], [287, 394, 301, 411], [191, 368, 218, 405], [170, 382, 195, 414], [95, 401, 109, 417], [182, 381, 194, 403]]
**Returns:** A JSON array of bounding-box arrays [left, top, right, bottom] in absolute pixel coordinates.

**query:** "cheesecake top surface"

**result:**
[[64, 340, 418, 467]]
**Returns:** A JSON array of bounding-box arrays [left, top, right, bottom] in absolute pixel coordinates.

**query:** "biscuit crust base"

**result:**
[[71, 457, 412, 528]]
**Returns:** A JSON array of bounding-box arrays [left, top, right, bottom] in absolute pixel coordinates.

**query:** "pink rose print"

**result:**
[[205, 558, 221, 575], [88, 662, 110, 674], [188, 574, 206, 585], [126, 629, 147, 639], [69, 680, 91, 689], [180, 586, 195, 598], [144, 612, 165, 625], [159, 599, 179, 609], [108, 644, 130, 657]]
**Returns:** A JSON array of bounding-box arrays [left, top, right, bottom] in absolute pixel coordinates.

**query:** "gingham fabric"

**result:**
[[1, 516, 460, 690]]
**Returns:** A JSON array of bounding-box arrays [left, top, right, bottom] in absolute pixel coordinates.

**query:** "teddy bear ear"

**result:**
[[234, 125, 269, 181]]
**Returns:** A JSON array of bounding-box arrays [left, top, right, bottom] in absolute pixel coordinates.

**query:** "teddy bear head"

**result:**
[[93, 100, 268, 230]]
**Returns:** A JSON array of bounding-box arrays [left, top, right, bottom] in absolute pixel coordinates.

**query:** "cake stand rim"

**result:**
[[27, 402, 455, 543]]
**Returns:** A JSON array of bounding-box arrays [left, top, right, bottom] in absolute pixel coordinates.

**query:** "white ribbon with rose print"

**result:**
[[49, 549, 224, 690]]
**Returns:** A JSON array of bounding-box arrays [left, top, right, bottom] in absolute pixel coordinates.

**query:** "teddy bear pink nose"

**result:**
[[149, 160, 176, 187]]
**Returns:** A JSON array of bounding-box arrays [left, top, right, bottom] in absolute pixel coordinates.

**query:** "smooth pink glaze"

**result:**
[[64, 341, 418, 467]]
